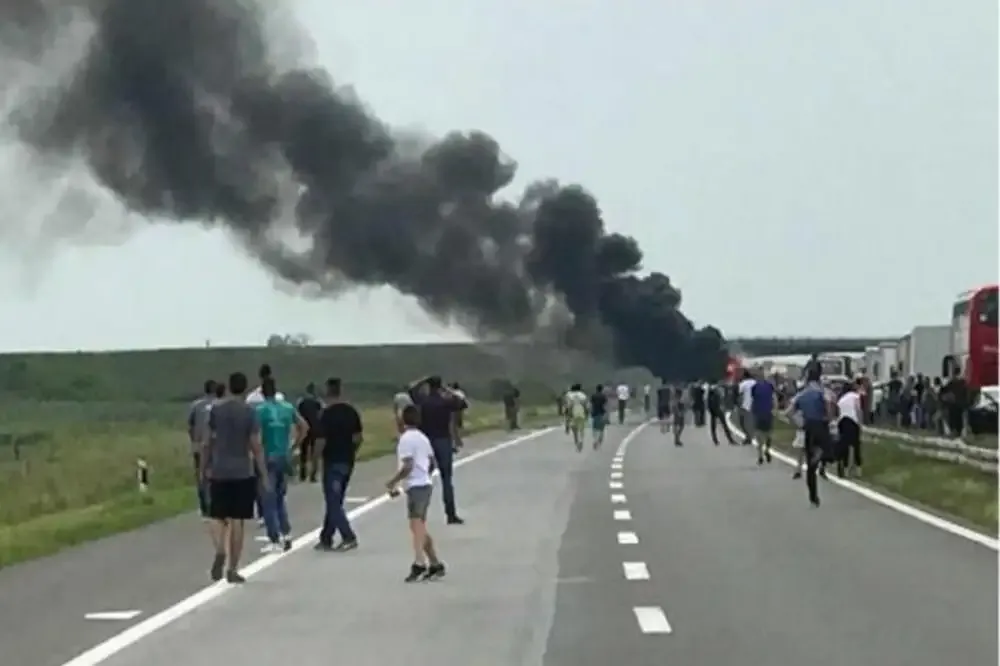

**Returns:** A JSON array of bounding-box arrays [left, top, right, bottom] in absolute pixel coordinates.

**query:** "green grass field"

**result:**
[[765, 419, 997, 535], [0, 399, 556, 568]]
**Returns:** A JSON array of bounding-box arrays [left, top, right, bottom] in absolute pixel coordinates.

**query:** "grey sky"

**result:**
[[0, 0, 995, 351]]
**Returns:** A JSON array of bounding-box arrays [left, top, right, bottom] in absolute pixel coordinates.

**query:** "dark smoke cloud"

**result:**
[[1, 0, 728, 380]]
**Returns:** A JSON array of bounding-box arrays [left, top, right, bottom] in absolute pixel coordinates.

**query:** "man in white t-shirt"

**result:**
[[246, 364, 285, 406], [737, 370, 757, 446], [563, 384, 589, 452], [836, 380, 863, 478], [385, 405, 446, 583], [615, 384, 630, 425]]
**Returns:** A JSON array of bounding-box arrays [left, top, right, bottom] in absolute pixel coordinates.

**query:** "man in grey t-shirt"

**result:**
[[188, 379, 217, 518], [199, 371, 267, 584]]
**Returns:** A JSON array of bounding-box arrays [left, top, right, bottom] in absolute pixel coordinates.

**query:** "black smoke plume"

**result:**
[[0, 0, 728, 380]]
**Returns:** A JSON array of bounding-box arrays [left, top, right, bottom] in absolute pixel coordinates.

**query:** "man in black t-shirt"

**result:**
[[412, 375, 467, 525], [315, 378, 363, 552], [589, 384, 608, 450], [707, 384, 735, 445], [656, 379, 673, 433], [296, 383, 323, 482]]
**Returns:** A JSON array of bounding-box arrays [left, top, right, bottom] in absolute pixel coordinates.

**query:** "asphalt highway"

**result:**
[[2, 417, 995, 666]]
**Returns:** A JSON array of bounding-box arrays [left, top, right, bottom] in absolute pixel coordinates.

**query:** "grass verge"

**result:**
[[764, 419, 997, 535], [0, 404, 556, 568]]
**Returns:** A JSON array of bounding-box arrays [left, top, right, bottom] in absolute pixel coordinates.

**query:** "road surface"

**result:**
[[1, 419, 995, 666]]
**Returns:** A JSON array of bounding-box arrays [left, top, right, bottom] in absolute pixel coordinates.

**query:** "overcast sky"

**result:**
[[0, 0, 995, 352]]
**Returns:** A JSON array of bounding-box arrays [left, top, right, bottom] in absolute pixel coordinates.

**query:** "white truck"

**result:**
[[903, 325, 951, 379]]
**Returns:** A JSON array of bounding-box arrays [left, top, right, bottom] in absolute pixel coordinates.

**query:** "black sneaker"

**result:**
[[282, 537, 293, 552], [210, 553, 226, 582], [225, 570, 246, 584], [757, 457, 764, 466], [423, 562, 446, 581], [314, 541, 335, 552], [792, 470, 802, 479], [765, 450, 772, 463], [333, 539, 359, 552], [446, 516, 465, 525], [405, 563, 428, 583], [810, 496, 821, 508]]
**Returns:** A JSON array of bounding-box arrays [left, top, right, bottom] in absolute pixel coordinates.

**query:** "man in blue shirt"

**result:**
[[750, 377, 775, 465], [255, 378, 307, 552], [787, 367, 832, 507]]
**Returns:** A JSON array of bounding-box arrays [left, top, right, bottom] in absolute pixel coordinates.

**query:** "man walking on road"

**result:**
[[707, 384, 735, 445], [564, 383, 589, 452], [199, 372, 269, 583], [315, 378, 363, 552], [671, 386, 687, 446], [656, 379, 673, 434], [295, 383, 323, 482], [385, 404, 446, 582], [737, 369, 757, 446], [590, 384, 609, 450], [256, 378, 307, 553], [751, 376, 775, 465], [188, 379, 217, 522], [786, 367, 831, 507], [615, 383, 630, 424], [415, 376, 467, 525]]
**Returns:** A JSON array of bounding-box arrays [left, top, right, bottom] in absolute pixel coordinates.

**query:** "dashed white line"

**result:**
[[617, 531, 639, 544], [613, 509, 632, 521], [610, 471, 623, 479], [633, 606, 672, 634], [609, 481, 623, 489], [610, 493, 627, 503], [84, 611, 142, 622], [610, 462, 623, 470], [622, 561, 650, 580]]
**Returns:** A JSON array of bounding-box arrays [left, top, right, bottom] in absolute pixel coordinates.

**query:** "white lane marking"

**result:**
[[84, 611, 142, 622], [623, 561, 650, 580], [253, 535, 269, 543], [610, 471, 623, 479], [617, 531, 639, 545], [59, 426, 562, 666], [633, 606, 672, 634], [611, 493, 627, 504], [725, 413, 999, 550], [609, 481, 623, 489], [610, 462, 623, 470], [345, 496, 369, 503], [612, 456, 623, 462], [613, 509, 633, 521]]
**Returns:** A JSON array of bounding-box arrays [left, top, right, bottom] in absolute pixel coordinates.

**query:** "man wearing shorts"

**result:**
[[386, 405, 446, 583], [564, 383, 589, 452], [199, 372, 268, 584], [590, 384, 608, 450], [751, 376, 775, 465]]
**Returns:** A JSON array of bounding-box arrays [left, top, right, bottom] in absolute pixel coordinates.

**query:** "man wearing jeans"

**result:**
[[254, 377, 306, 553], [414, 376, 467, 525], [787, 367, 832, 507], [315, 378, 363, 552]]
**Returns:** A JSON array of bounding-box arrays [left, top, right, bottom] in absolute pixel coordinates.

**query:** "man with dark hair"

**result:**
[[199, 372, 268, 583], [247, 363, 284, 406], [386, 404, 446, 582], [213, 381, 226, 400], [785, 366, 831, 507], [255, 377, 306, 553], [315, 378, 363, 552], [412, 375, 466, 524], [188, 379, 217, 523], [296, 383, 323, 482]]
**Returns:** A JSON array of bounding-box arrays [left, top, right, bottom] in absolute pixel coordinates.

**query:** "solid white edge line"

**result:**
[[622, 561, 650, 580], [617, 531, 639, 545], [724, 413, 999, 550], [613, 509, 632, 521], [633, 606, 672, 634], [610, 493, 627, 503], [59, 426, 560, 666]]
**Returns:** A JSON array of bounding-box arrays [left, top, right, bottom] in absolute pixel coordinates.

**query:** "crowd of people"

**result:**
[[187, 365, 472, 585]]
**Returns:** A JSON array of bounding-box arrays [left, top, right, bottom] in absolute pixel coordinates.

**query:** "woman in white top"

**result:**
[[836, 380, 864, 477]]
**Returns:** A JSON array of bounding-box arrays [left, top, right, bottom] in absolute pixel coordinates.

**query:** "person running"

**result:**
[[255, 377, 307, 553], [836, 379, 864, 478], [385, 404, 446, 583], [737, 369, 757, 446], [671, 386, 687, 446], [785, 367, 832, 507], [751, 375, 775, 465], [590, 383, 609, 450], [199, 372, 269, 583], [563, 383, 589, 452], [315, 378, 363, 552], [656, 379, 673, 433], [707, 383, 736, 445], [188, 379, 217, 523], [615, 383, 630, 424], [295, 383, 323, 482]]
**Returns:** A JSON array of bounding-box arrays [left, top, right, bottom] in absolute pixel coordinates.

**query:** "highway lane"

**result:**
[[546, 422, 997, 665], [0, 428, 534, 666], [13, 415, 998, 666]]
